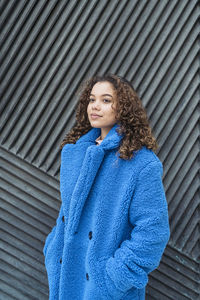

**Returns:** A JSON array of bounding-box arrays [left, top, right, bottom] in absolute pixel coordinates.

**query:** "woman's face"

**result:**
[[87, 81, 117, 134]]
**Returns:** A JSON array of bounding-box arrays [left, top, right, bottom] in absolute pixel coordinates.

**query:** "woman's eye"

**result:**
[[89, 98, 110, 103]]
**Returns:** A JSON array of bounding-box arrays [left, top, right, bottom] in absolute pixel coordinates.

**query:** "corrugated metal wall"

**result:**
[[0, 0, 199, 299]]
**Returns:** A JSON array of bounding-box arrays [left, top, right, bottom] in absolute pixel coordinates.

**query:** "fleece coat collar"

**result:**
[[76, 122, 124, 150], [63, 123, 124, 237]]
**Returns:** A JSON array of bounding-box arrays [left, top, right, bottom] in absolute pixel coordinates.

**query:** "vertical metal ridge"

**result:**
[[0, 2, 30, 51], [0, 1, 62, 123], [138, 1, 197, 103], [17, 1, 115, 161], [171, 185, 199, 241], [0, 1, 19, 29], [1, 1, 40, 81]]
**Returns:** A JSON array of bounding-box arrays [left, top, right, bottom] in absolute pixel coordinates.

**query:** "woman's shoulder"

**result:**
[[132, 145, 163, 170]]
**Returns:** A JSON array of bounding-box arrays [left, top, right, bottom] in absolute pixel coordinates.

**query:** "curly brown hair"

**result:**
[[60, 73, 158, 160]]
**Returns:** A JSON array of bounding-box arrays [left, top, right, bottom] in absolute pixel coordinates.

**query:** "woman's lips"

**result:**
[[91, 114, 102, 119]]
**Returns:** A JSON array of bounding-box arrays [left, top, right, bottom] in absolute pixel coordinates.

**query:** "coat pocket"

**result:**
[[95, 256, 140, 300], [91, 256, 126, 300]]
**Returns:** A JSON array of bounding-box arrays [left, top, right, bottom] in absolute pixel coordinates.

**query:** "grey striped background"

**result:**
[[0, 0, 199, 299]]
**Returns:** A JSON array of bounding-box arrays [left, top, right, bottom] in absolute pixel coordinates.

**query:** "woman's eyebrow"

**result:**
[[90, 93, 113, 98]]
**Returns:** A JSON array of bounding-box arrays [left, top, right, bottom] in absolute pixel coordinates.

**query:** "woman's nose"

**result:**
[[92, 102, 100, 110]]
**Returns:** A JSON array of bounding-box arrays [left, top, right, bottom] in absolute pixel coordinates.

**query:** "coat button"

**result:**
[[60, 258, 62, 264], [88, 231, 92, 239], [62, 216, 65, 222], [86, 273, 89, 280]]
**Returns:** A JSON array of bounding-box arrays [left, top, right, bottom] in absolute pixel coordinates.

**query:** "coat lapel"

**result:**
[[64, 123, 124, 236]]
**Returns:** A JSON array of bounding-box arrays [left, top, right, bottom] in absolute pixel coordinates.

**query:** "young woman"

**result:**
[[43, 74, 170, 300]]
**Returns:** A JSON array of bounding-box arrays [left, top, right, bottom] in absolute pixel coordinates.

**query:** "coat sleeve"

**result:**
[[105, 160, 170, 293]]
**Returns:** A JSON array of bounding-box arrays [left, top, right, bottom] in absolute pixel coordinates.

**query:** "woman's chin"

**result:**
[[89, 120, 102, 127]]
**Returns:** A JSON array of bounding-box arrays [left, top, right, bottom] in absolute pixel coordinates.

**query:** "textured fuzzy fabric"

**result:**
[[43, 123, 170, 300]]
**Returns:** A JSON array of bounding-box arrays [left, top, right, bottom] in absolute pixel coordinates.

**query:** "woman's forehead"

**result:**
[[91, 81, 116, 95]]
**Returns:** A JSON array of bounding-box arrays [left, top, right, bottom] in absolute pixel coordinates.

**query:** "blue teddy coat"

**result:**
[[43, 123, 170, 300]]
